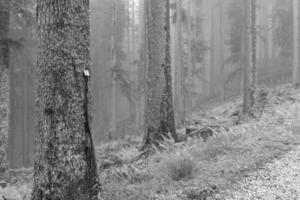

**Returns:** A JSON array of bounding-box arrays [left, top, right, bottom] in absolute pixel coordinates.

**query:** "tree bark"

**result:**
[[32, 0, 99, 199], [143, 0, 177, 148], [0, 0, 10, 169], [0, 0, 9, 73]]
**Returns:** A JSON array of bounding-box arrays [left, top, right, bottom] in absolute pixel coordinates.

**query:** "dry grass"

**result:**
[[151, 150, 196, 181]]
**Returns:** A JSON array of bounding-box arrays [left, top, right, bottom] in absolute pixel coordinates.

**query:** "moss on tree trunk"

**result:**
[[32, 0, 99, 199]]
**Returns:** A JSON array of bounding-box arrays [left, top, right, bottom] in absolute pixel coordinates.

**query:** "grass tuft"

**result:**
[[159, 151, 196, 181]]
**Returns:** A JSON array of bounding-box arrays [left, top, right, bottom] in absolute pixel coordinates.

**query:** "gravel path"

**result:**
[[215, 146, 300, 200]]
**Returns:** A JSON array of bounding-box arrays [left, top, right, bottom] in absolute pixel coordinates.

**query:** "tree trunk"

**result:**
[[182, 0, 193, 120], [143, 0, 177, 148], [0, 0, 10, 169], [293, 0, 299, 87], [174, 0, 185, 126], [219, 0, 225, 101], [203, 0, 212, 97], [243, 0, 256, 114], [7, 3, 36, 168], [267, 2, 274, 59], [32, 0, 99, 199], [0, 0, 9, 73], [110, 0, 117, 139]]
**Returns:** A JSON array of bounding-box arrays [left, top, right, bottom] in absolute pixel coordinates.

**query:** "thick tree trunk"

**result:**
[[143, 0, 177, 148], [293, 0, 299, 87], [243, 0, 256, 114], [0, 0, 10, 169], [32, 1, 99, 199], [0, 0, 9, 73]]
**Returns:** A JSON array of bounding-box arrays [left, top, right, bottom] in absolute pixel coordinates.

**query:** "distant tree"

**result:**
[[172, 0, 185, 125], [0, 0, 34, 77], [219, 0, 225, 101], [273, 0, 293, 61], [293, 0, 299, 87], [31, 0, 99, 199], [226, 0, 244, 86], [243, 0, 256, 114], [143, 0, 177, 148], [0, 0, 36, 169], [110, 0, 118, 138]]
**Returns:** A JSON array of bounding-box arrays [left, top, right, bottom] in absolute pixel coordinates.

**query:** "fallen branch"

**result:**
[[185, 125, 227, 142]]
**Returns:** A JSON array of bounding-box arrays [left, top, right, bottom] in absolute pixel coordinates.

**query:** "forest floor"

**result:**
[[0, 84, 300, 200], [214, 145, 300, 200]]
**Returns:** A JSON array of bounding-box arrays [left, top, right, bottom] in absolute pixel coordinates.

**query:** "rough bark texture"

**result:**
[[0, 0, 9, 72], [0, 0, 9, 171], [143, 0, 177, 148], [32, 0, 99, 199], [243, 0, 256, 114]]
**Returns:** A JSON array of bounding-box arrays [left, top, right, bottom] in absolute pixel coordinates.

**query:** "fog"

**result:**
[[0, 0, 298, 168]]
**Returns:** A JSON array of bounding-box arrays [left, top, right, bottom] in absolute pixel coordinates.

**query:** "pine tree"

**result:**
[[31, 0, 99, 199], [143, 0, 177, 148], [243, 0, 256, 114]]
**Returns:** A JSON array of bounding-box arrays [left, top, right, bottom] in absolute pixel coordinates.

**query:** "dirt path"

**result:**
[[214, 146, 300, 200]]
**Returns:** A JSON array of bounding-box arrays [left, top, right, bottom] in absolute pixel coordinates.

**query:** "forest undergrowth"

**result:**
[[1, 84, 300, 200]]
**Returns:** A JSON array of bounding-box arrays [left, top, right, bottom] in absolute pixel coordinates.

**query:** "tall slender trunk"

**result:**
[[203, 0, 212, 97], [219, 0, 225, 101], [267, 2, 274, 59], [32, 1, 99, 199], [141, 0, 150, 135], [293, 0, 299, 87], [137, 0, 145, 131], [110, 0, 117, 138], [174, 0, 184, 126], [243, 0, 256, 114], [143, 0, 177, 148], [183, 1, 193, 118], [131, 0, 140, 131]]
